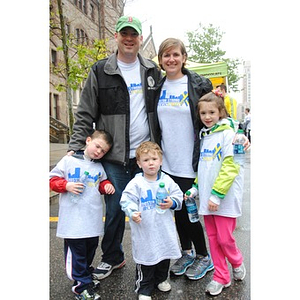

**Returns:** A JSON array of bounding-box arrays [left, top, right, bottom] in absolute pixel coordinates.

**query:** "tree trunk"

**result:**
[[57, 0, 74, 135]]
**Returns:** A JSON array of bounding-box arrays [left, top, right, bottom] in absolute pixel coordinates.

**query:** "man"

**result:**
[[67, 16, 162, 280], [244, 108, 251, 143], [216, 84, 237, 120]]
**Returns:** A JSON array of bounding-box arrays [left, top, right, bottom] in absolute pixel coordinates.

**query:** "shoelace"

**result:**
[[189, 256, 205, 270], [174, 253, 192, 266], [97, 262, 111, 270]]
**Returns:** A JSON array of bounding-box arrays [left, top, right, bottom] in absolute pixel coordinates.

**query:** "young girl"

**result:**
[[120, 141, 183, 300], [187, 91, 246, 296]]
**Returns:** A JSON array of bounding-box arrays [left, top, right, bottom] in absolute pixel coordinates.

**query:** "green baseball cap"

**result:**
[[115, 16, 142, 35]]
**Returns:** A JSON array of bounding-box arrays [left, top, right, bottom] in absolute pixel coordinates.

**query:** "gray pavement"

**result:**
[[49, 143, 69, 169], [49, 144, 251, 300]]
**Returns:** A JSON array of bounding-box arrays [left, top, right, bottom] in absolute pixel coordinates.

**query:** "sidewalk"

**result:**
[[49, 143, 69, 204], [49, 143, 69, 169]]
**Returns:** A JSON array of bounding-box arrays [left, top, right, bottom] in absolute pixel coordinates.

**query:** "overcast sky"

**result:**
[[124, 0, 256, 61]]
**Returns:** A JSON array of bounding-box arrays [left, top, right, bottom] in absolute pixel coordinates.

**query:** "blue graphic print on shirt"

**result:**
[[68, 167, 102, 186], [141, 189, 156, 211], [127, 82, 142, 95], [159, 90, 189, 107], [200, 143, 222, 162]]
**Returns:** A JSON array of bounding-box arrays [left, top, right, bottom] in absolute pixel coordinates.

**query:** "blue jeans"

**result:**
[[101, 159, 141, 266]]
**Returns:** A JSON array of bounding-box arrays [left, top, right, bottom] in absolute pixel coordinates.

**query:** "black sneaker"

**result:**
[[92, 260, 126, 280]]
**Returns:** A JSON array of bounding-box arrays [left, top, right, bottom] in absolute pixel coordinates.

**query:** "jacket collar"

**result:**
[[104, 52, 155, 75], [200, 119, 233, 139]]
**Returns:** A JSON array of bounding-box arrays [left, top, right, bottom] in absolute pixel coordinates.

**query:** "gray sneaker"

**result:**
[[205, 280, 231, 296], [185, 254, 214, 280], [233, 262, 246, 280], [170, 250, 195, 275]]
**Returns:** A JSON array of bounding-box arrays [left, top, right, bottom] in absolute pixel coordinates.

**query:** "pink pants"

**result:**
[[204, 215, 243, 284]]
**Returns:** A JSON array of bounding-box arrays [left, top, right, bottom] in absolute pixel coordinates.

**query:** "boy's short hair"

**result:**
[[136, 141, 163, 161], [90, 130, 113, 148]]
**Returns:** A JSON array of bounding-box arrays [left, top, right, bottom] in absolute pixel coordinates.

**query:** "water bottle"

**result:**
[[70, 171, 89, 203], [233, 129, 246, 166], [156, 182, 168, 214], [185, 190, 199, 223]]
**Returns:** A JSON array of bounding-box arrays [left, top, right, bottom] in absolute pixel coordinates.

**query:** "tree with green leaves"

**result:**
[[186, 23, 242, 92], [50, 0, 108, 134]]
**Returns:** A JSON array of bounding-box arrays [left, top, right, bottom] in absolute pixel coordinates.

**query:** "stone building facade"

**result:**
[[49, 0, 156, 143]]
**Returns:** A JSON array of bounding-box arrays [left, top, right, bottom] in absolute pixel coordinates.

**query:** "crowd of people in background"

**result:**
[[50, 15, 250, 300]]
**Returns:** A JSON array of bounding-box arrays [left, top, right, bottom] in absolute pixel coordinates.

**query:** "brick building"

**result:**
[[49, 0, 156, 143]]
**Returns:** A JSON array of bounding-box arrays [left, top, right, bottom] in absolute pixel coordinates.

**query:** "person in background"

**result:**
[[49, 130, 115, 300], [67, 16, 162, 281], [187, 91, 246, 296], [120, 141, 183, 300], [154, 38, 214, 280], [244, 108, 251, 143], [216, 84, 237, 120]]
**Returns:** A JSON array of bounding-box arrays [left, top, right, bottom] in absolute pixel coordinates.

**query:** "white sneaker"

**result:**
[[205, 280, 231, 296], [233, 262, 246, 280], [138, 295, 152, 300], [157, 280, 171, 292]]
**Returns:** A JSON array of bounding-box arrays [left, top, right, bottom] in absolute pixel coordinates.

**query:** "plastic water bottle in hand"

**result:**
[[233, 129, 246, 166], [156, 182, 168, 214], [185, 190, 199, 223], [71, 171, 89, 203]]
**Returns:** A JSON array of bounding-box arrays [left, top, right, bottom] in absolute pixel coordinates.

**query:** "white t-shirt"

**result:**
[[49, 155, 107, 238], [120, 172, 182, 265], [118, 59, 150, 158], [198, 129, 244, 217], [244, 113, 251, 131], [157, 75, 196, 178]]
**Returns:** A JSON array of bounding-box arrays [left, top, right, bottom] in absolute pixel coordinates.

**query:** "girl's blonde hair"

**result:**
[[197, 92, 229, 120], [136, 141, 163, 161]]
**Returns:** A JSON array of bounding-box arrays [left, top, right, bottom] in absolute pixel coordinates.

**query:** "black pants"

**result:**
[[64, 237, 99, 294], [246, 130, 251, 143], [166, 173, 208, 256], [135, 259, 170, 296]]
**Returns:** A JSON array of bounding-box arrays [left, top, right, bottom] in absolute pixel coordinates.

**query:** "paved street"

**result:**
[[50, 147, 251, 300]]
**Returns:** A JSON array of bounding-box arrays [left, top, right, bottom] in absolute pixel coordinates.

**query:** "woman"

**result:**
[[154, 38, 214, 280]]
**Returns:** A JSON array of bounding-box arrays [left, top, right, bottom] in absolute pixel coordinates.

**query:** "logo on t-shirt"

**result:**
[[200, 143, 222, 161], [127, 82, 142, 95], [140, 190, 156, 211], [68, 167, 102, 186], [159, 90, 189, 107]]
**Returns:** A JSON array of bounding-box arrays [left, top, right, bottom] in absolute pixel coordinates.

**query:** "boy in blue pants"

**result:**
[[50, 130, 115, 300]]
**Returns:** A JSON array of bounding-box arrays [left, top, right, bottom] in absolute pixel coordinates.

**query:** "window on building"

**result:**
[[76, 28, 88, 45], [74, 0, 77, 5], [83, 0, 87, 14], [54, 94, 60, 120], [50, 93, 60, 120], [51, 49, 57, 66], [78, 0, 82, 10], [80, 29, 84, 43], [90, 4, 95, 20], [65, 23, 70, 37], [76, 28, 80, 44]]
